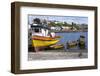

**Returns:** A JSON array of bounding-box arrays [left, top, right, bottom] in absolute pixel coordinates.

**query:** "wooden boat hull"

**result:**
[[50, 44, 64, 49], [32, 39, 59, 47], [67, 41, 78, 49]]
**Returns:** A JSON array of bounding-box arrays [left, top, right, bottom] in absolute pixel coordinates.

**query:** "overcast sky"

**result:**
[[28, 15, 88, 25]]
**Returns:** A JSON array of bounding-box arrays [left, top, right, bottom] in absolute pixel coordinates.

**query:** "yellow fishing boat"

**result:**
[[29, 19, 61, 48], [32, 39, 59, 47]]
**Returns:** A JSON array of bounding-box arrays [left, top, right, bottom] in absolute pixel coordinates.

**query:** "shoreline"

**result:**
[[28, 51, 88, 60], [29, 49, 88, 52], [54, 30, 88, 33]]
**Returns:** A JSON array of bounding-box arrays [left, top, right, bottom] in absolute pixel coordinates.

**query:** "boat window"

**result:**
[[34, 28, 40, 33]]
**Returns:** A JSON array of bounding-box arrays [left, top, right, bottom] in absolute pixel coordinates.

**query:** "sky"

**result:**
[[28, 15, 88, 25]]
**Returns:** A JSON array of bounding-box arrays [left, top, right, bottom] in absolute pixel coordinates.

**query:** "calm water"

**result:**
[[56, 32, 88, 49]]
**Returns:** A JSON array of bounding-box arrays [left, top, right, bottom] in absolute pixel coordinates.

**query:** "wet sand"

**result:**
[[28, 49, 88, 61]]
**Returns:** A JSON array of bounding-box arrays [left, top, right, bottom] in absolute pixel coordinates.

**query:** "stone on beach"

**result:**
[[28, 51, 87, 61]]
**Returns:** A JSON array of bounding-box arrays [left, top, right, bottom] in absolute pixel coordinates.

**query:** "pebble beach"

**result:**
[[28, 49, 88, 61]]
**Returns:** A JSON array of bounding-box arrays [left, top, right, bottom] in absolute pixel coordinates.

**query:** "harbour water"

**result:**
[[56, 32, 88, 50]]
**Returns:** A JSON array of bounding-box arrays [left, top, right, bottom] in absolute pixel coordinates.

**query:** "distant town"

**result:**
[[47, 20, 88, 32]]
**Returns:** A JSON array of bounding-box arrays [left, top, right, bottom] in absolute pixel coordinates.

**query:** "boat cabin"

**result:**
[[31, 24, 50, 37], [29, 18, 50, 37]]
